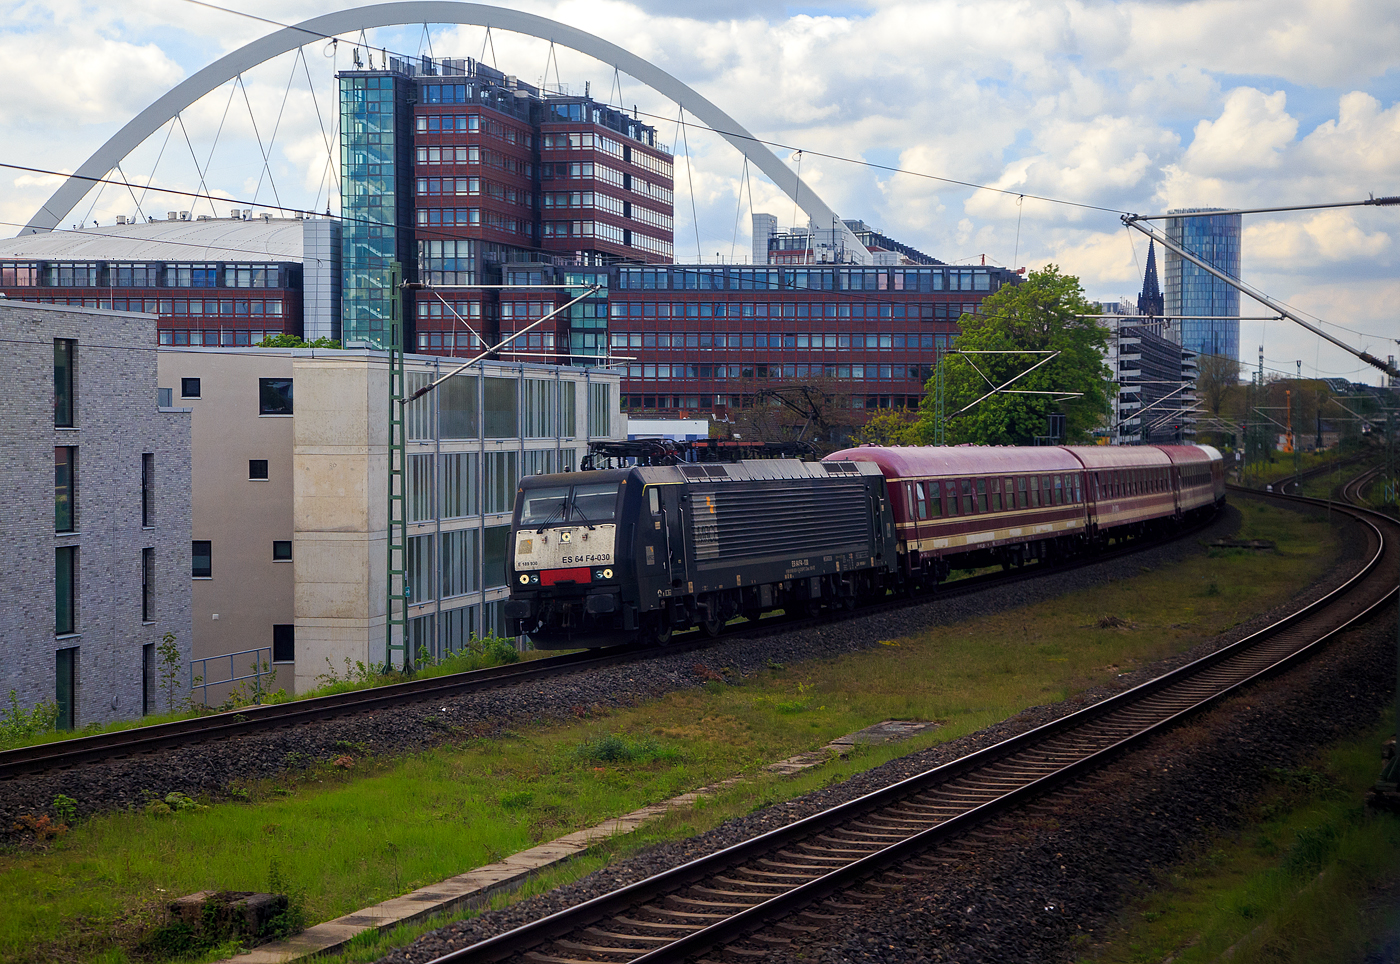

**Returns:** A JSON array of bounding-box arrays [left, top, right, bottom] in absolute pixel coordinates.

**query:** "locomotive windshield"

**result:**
[[519, 482, 620, 528]]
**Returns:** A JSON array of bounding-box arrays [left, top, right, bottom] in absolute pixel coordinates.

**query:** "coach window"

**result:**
[[1042, 476, 1054, 505], [904, 483, 915, 519], [989, 478, 1001, 512], [975, 479, 987, 513], [960, 479, 973, 514], [915, 483, 928, 520], [942, 481, 956, 516], [1054, 475, 1064, 504]]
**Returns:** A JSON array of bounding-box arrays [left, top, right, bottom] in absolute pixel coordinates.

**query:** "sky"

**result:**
[[3, 0, 1398, 385]]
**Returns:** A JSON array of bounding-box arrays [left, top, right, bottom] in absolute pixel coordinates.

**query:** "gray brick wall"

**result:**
[[0, 303, 192, 727]]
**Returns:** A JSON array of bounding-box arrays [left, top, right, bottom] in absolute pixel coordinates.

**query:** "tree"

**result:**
[[729, 375, 856, 452], [853, 409, 921, 446], [914, 265, 1110, 446], [1196, 353, 1241, 417], [258, 333, 341, 349]]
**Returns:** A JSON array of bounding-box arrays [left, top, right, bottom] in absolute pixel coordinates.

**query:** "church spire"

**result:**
[[1138, 239, 1164, 317]]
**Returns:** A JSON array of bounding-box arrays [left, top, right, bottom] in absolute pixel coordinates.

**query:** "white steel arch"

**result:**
[[23, 2, 871, 262]]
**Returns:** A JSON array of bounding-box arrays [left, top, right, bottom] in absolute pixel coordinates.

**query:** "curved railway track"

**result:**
[[0, 511, 1221, 782], [428, 486, 1396, 964]]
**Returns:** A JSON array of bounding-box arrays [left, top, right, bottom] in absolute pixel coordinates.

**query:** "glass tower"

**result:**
[[340, 68, 416, 349], [1164, 208, 1241, 362]]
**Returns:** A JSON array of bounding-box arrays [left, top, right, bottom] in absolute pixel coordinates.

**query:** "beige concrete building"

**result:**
[[158, 348, 622, 696]]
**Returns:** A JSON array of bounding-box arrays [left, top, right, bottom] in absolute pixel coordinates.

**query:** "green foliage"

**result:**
[[853, 409, 922, 446], [572, 733, 679, 765], [916, 265, 1110, 445], [257, 333, 342, 349], [0, 690, 59, 749], [265, 857, 308, 939], [52, 794, 77, 825], [156, 631, 183, 713]]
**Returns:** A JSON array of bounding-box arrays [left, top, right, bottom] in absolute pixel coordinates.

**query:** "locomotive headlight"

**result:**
[[603, 568, 613, 580], [593, 567, 614, 581], [519, 574, 530, 585]]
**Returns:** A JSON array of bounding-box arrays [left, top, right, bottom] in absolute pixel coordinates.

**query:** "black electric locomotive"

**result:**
[[504, 459, 895, 646]]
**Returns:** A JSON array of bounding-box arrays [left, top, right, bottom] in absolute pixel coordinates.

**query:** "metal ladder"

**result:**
[[385, 261, 411, 671]]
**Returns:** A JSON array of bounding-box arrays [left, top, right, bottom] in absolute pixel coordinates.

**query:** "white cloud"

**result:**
[[1180, 88, 1298, 176]]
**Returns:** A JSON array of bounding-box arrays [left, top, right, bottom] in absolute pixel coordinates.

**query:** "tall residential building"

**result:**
[[1164, 208, 1241, 362], [337, 56, 675, 351], [0, 303, 192, 726]]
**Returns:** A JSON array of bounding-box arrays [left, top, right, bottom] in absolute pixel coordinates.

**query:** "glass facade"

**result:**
[[397, 359, 614, 657], [1165, 209, 1241, 362], [340, 71, 416, 348]]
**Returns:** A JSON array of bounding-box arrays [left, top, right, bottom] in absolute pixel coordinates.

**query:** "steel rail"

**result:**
[[430, 488, 1393, 964]]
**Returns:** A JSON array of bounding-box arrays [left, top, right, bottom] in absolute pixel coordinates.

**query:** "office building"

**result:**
[[0, 214, 342, 345], [337, 56, 675, 351], [0, 302, 192, 727], [157, 347, 622, 693], [1164, 208, 1241, 362], [758, 216, 944, 266]]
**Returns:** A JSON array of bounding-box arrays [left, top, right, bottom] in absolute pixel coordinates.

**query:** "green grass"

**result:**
[[0, 497, 1341, 964], [1078, 715, 1400, 964], [0, 635, 540, 753]]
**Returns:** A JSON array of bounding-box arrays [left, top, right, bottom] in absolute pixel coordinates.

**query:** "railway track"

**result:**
[[428, 487, 1396, 964], [0, 510, 1220, 782]]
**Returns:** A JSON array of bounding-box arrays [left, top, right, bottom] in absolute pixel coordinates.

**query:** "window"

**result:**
[[142, 643, 155, 716], [258, 378, 293, 415], [56, 546, 76, 635], [484, 525, 511, 589], [272, 624, 295, 663], [141, 547, 154, 622], [181, 377, 201, 398], [55, 447, 76, 532], [249, 459, 269, 480], [55, 648, 77, 731], [192, 540, 212, 578], [141, 453, 154, 527], [54, 339, 75, 427], [272, 540, 292, 562], [407, 535, 434, 603], [441, 528, 478, 597]]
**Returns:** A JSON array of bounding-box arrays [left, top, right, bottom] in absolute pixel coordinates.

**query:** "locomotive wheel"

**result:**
[[642, 613, 672, 646], [699, 607, 723, 638]]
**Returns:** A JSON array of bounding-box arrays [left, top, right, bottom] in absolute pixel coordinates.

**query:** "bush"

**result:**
[[573, 733, 678, 765], [0, 690, 59, 749]]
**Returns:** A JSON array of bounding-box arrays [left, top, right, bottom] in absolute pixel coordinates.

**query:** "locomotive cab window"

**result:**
[[570, 483, 620, 523], [520, 486, 572, 526], [519, 482, 620, 527], [648, 487, 660, 515]]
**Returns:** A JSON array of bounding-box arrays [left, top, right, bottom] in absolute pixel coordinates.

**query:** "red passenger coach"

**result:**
[[824, 444, 1225, 588], [1062, 446, 1175, 540], [1158, 444, 1226, 513], [825, 446, 1091, 585]]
